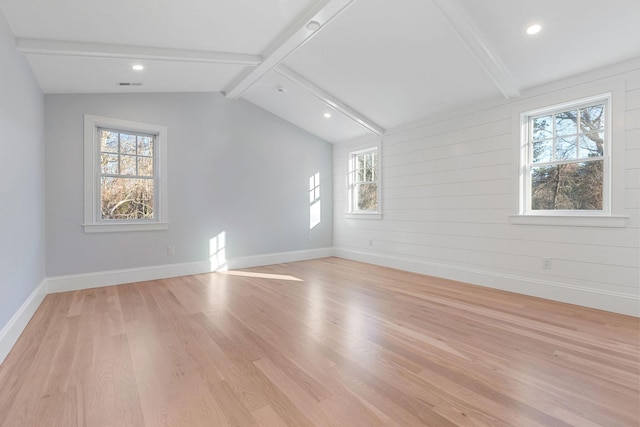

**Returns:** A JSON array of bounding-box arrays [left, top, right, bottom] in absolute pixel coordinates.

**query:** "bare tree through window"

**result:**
[[99, 129, 156, 219], [529, 102, 605, 210]]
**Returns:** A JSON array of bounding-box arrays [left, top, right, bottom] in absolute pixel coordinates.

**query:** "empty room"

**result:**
[[0, 0, 639, 426]]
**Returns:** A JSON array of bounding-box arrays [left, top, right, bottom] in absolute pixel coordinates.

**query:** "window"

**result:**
[[84, 115, 168, 232], [348, 147, 381, 216], [521, 95, 609, 215], [309, 172, 321, 229]]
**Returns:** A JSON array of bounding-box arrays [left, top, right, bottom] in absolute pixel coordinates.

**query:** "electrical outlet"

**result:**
[[167, 245, 175, 256], [542, 258, 552, 269]]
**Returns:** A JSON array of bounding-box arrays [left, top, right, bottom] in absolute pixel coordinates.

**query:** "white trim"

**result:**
[[15, 38, 261, 65], [227, 247, 334, 270], [276, 65, 384, 135], [509, 214, 628, 228], [347, 142, 382, 216], [1, 248, 334, 363], [83, 222, 169, 233], [83, 115, 169, 233], [334, 249, 640, 317], [2, 245, 636, 366], [510, 79, 627, 222], [520, 94, 611, 215], [47, 261, 211, 293], [47, 247, 334, 294], [432, 0, 520, 99], [345, 213, 382, 220], [0, 279, 47, 365], [224, 0, 358, 98]]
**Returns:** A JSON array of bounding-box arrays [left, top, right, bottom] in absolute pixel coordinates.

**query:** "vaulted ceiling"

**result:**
[[2, 0, 639, 143]]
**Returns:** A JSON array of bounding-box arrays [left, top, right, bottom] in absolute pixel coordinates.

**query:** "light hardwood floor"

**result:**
[[0, 257, 638, 426]]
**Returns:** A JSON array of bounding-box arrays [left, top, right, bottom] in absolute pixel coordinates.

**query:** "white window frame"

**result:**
[[347, 144, 382, 219], [522, 94, 610, 215], [510, 81, 628, 227], [84, 114, 168, 233]]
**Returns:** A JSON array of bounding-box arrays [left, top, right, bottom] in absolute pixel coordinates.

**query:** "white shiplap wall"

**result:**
[[334, 62, 640, 316]]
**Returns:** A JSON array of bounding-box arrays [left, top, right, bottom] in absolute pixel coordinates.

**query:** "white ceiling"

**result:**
[[2, 0, 639, 143]]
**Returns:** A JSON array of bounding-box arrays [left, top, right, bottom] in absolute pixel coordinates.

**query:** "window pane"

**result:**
[[120, 154, 137, 175], [101, 177, 154, 219], [137, 135, 153, 156], [555, 110, 578, 136], [365, 168, 372, 182], [580, 104, 605, 132], [532, 115, 552, 141], [357, 183, 378, 211], [533, 140, 552, 163], [531, 161, 603, 210], [555, 137, 577, 160], [365, 153, 372, 169], [101, 153, 118, 174], [120, 133, 136, 154], [579, 132, 604, 158], [138, 156, 153, 177], [100, 130, 118, 153]]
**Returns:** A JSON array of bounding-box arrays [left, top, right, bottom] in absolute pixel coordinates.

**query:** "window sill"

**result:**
[[346, 212, 382, 220], [84, 222, 169, 233], [509, 215, 628, 228]]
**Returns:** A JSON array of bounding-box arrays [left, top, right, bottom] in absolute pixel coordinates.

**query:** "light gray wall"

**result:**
[[0, 10, 45, 328], [45, 92, 333, 276]]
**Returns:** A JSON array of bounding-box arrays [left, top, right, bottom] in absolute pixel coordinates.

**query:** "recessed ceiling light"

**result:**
[[324, 112, 331, 118], [306, 21, 321, 32], [132, 64, 144, 71], [526, 24, 542, 35]]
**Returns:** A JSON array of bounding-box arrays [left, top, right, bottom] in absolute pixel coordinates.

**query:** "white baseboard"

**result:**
[[2, 247, 333, 364], [227, 247, 334, 269], [47, 260, 212, 294], [0, 279, 48, 364], [47, 247, 334, 294], [335, 248, 640, 317], [3, 245, 635, 367]]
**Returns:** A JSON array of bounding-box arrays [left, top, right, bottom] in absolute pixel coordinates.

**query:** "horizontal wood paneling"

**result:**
[[334, 67, 640, 315]]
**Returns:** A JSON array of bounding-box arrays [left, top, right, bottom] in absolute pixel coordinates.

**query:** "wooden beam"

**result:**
[[223, 0, 358, 99], [15, 38, 262, 65], [276, 65, 384, 136], [432, 0, 521, 99]]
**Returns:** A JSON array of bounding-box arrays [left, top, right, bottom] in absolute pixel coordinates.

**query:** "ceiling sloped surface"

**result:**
[[1, 0, 639, 142]]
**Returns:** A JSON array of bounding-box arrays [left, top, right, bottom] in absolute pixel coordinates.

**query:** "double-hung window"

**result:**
[[84, 115, 168, 232], [348, 147, 381, 216], [521, 95, 609, 214]]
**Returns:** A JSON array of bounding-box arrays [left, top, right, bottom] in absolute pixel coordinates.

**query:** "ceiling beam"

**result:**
[[432, 0, 521, 99], [223, 0, 358, 99], [276, 65, 384, 136], [15, 38, 261, 65]]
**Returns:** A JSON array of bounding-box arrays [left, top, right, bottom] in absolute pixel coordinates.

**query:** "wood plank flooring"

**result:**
[[0, 257, 638, 426]]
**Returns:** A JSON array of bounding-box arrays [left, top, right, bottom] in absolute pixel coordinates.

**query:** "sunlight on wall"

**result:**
[[309, 172, 321, 229], [209, 231, 227, 272]]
